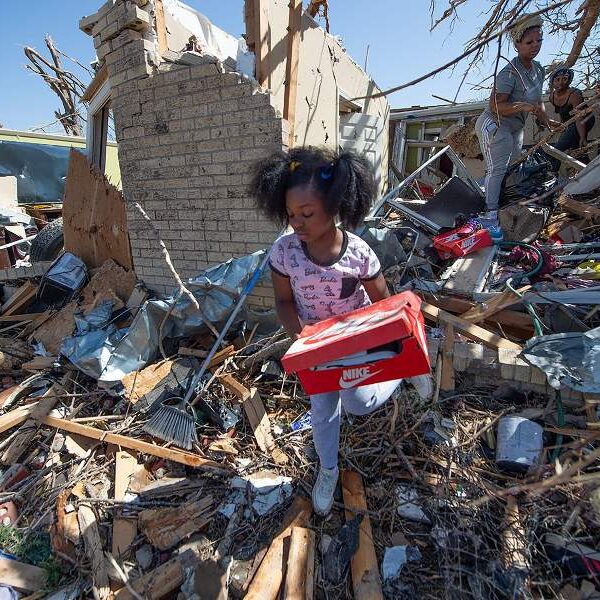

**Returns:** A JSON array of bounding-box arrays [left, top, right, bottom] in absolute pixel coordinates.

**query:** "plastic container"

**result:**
[[495, 416, 543, 473]]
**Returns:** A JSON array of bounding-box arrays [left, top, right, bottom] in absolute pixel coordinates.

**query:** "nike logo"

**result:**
[[338, 367, 383, 389]]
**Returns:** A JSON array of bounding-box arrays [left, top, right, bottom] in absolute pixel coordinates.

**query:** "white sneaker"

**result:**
[[312, 466, 339, 516]]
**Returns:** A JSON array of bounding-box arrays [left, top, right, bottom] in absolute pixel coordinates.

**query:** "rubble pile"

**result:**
[[0, 156, 599, 599]]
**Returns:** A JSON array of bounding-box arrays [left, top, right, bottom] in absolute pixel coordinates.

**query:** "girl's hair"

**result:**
[[249, 146, 377, 230]]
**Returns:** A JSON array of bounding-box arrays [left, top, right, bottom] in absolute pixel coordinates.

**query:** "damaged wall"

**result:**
[[246, 0, 389, 192], [81, 0, 283, 303], [81, 0, 389, 304]]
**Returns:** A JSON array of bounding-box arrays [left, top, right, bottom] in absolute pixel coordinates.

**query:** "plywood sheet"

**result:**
[[63, 149, 132, 270]]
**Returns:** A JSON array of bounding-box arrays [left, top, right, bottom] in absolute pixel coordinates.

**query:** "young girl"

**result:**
[[250, 147, 403, 516]]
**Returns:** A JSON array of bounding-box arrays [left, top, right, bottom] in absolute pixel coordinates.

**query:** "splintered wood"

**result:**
[[244, 388, 288, 465], [138, 497, 214, 550], [62, 149, 133, 270], [112, 449, 140, 558], [78, 503, 110, 600], [342, 470, 383, 600], [245, 497, 312, 600]]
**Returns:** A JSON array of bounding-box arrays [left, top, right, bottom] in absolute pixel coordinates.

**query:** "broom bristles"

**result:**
[[143, 403, 197, 450]]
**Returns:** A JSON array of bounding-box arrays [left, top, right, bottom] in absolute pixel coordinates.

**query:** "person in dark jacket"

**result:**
[[549, 66, 595, 163]]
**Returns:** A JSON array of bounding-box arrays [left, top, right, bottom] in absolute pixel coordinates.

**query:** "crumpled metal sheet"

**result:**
[[60, 251, 268, 385], [521, 326, 600, 392]]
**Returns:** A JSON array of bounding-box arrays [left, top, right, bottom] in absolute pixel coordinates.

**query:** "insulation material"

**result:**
[[162, 0, 254, 76]]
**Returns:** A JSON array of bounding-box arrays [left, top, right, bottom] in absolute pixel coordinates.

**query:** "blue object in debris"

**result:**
[[291, 411, 312, 432]]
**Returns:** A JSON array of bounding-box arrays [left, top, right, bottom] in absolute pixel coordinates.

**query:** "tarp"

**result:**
[[0, 140, 69, 203], [521, 327, 600, 393]]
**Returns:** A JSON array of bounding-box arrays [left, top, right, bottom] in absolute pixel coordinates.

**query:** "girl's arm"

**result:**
[[362, 273, 390, 304], [271, 271, 303, 340], [489, 91, 536, 117]]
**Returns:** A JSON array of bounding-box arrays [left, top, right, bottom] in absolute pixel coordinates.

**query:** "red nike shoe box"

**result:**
[[433, 225, 492, 259], [281, 291, 430, 395]]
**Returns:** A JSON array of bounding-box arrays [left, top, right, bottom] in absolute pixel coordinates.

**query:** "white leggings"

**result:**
[[310, 379, 402, 469], [475, 112, 523, 211]]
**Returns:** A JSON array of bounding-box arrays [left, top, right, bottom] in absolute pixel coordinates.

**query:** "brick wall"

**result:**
[[84, 0, 284, 304]]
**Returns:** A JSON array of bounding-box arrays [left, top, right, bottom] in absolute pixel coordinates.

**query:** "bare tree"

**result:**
[[23, 35, 92, 136]]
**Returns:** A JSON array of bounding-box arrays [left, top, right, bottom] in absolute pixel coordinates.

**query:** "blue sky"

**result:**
[[0, 1, 579, 133]]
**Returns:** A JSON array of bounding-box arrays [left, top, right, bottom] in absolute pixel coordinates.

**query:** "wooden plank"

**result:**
[[154, 0, 169, 55], [245, 497, 311, 600], [208, 344, 236, 369], [0, 557, 46, 593], [422, 294, 534, 335], [559, 194, 600, 221], [251, 0, 270, 88], [178, 346, 208, 359], [283, 0, 302, 147], [138, 497, 213, 550], [41, 415, 229, 472], [244, 388, 288, 464], [0, 406, 35, 435], [341, 470, 383, 600], [440, 324, 455, 392], [1, 379, 67, 465], [78, 503, 110, 600], [0, 312, 43, 323], [421, 302, 522, 351], [62, 149, 132, 270], [120, 360, 174, 404], [112, 449, 139, 559], [1, 281, 38, 316], [460, 286, 530, 323], [81, 63, 108, 103], [542, 142, 585, 170], [284, 527, 315, 600], [114, 549, 198, 600], [219, 373, 251, 401]]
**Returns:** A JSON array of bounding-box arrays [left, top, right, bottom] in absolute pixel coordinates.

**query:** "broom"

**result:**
[[143, 249, 272, 449]]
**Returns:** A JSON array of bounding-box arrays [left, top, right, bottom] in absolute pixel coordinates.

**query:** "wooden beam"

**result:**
[[284, 527, 315, 600], [112, 449, 139, 559], [0, 558, 46, 593], [252, 0, 270, 88], [459, 286, 530, 323], [244, 388, 288, 464], [245, 497, 311, 600], [559, 194, 600, 221], [440, 324, 455, 392], [421, 302, 522, 351], [78, 503, 110, 600], [138, 497, 213, 550], [154, 0, 168, 56], [283, 0, 302, 147], [0, 406, 36, 436], [114, 548, 199, 600], [1, 281, 38, 316], [40, 415, 229, 472], [81, 64, 108, 103], [219, 373, 251, 401], [0, 313, 44, 323], [342, 471, 383, 600], [542, 142, 585, 171], [421, 294, 534, 335], [1, 379, 67, 465]]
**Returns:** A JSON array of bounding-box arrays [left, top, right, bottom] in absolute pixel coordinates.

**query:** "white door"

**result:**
[[339, 113, 383, 187]]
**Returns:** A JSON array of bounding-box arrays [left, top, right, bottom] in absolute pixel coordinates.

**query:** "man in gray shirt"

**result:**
[[475, 13, 552, 234]]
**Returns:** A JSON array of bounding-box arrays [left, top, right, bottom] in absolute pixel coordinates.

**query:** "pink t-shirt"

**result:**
[[269, 230, 381, 324]]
